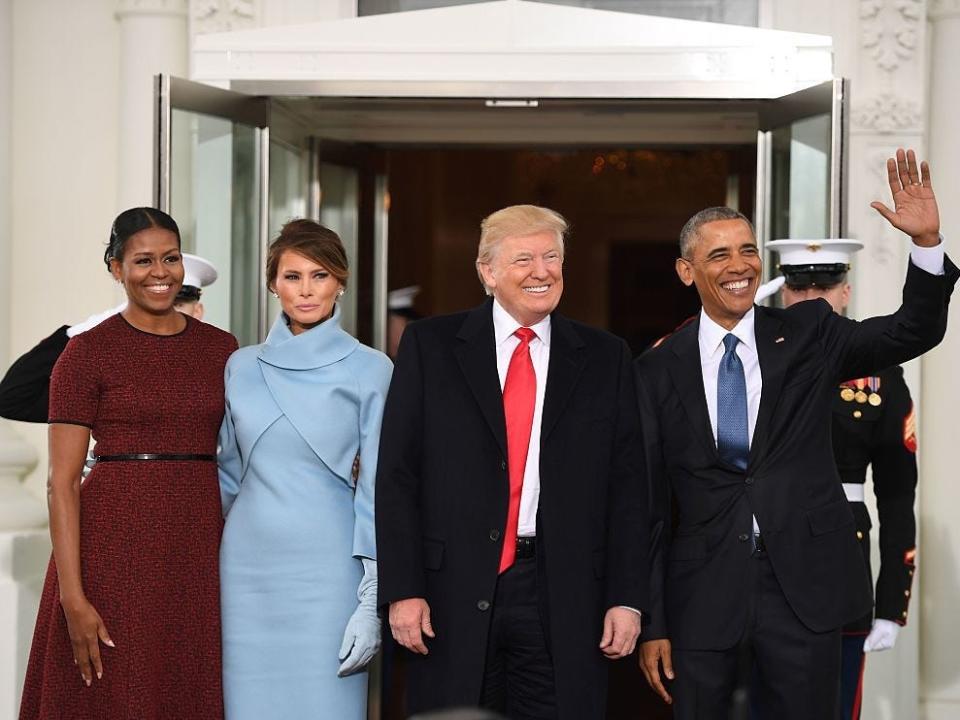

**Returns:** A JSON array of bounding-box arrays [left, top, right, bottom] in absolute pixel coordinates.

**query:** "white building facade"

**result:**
[[1, 1, 958, 718]]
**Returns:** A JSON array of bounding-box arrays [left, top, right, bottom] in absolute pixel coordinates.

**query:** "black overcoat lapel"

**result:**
[[541, 313, 587, 441], [454, 300, 508, 459]]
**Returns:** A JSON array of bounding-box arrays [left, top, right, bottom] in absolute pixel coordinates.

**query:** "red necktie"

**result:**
[[499, 327, 537, 574]]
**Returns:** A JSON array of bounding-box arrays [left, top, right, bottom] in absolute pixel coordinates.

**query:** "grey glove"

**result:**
[[338, 558, 380, 677]]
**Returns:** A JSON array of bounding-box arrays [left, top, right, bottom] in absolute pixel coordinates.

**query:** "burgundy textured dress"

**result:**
[[19, 313, 237, 720]]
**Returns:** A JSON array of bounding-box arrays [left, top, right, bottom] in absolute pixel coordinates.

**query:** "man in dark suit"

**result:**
[[376, 204, 648, 720], [635, 149, 956, 720]]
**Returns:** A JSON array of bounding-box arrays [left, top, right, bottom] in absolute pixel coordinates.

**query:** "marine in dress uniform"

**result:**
[[0, 253, 218, 423], [770, 238, 917, 720]]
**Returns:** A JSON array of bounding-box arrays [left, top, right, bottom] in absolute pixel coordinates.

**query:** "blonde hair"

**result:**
[[475, 205, 568, 295]]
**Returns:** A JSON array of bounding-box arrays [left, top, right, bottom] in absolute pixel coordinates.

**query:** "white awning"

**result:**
[[192, 0, 833, 99]]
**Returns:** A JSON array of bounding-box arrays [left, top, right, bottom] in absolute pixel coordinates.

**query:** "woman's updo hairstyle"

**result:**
[[104, 207, 181, 271], [266, 219, 349, 291]]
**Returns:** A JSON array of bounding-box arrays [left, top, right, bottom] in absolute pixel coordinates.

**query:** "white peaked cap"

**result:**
[[388, 285, 420, 310], [182, 253, 218, 289], [766, 239, 864, 266]]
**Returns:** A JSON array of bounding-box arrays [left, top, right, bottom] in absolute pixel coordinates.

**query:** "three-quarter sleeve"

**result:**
[[48, 335, 100, 428]]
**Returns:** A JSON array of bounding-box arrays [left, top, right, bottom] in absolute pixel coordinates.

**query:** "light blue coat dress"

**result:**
[[218, 307, 392, 720]]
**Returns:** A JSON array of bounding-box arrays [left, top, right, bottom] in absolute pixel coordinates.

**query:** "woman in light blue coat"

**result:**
[[218, 220, 393, 720]]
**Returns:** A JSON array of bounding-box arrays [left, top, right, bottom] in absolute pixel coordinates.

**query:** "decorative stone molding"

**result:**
[[852, 93, 922, 133], [116, 0, 189, 19], [859, 0, 923, 72], [191, 0, 258, 35], [929, 0, 960, 19]]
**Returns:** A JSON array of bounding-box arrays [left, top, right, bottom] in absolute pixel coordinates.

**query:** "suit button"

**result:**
[[738, 533, 750, 542], [477, 600, 491, 611], [500, 460, 507, 471], [745, 476, 754, 486], [489, 529, 501, 542]]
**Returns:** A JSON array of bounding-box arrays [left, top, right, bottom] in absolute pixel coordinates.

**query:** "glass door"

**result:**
[[262, 101, 316, 336], [155, 78, 388, 349], [314, 140, 389, 350], [755, 79, 848, 273], [155, 74, 269, 347]]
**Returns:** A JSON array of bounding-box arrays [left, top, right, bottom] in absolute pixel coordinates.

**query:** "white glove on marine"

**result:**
[[754, 276, 786, 304], [338, 558, 380, 677], [67, 302, 127, 337], [863, 618, 900, 653]]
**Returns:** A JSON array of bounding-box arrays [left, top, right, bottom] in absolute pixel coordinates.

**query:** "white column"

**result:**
[[919, 5, 960, 719], [116, 0, 189, 209], [0, 0, 52, 715]]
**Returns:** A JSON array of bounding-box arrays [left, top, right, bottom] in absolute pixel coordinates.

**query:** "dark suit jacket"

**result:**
[[376, 299, 648, 720], [635, 258, 958, 650], [0, 325, 70, 423]]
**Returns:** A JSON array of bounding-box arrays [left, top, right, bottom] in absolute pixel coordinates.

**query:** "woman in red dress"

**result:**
[[19, 207, 237, 720]]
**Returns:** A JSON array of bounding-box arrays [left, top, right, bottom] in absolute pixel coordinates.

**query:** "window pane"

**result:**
[[358, 0, 758, 26], [169, 110, 260, 346]]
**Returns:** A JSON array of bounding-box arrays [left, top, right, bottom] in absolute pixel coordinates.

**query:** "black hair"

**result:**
[[678, 206, 754, 260], [103, 207, 181, 271]]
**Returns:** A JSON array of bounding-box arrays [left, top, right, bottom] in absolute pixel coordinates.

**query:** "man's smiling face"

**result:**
[[478, 231, 564, 327], [675, 218, 761, 330]]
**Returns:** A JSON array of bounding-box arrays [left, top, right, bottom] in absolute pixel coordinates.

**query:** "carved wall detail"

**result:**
[[859, 0, 923, 72], [191, 0, 258, 35], [852, 92, 922, 132]]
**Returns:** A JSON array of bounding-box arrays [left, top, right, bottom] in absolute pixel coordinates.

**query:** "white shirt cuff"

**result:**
[[617, 606, 642, 617], [910, 234, 945, 276]]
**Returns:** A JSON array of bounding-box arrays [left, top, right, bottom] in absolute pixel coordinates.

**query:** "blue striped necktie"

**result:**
[[717, 333, 749, 470]]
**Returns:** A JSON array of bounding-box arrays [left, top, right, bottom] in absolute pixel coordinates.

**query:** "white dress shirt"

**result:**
[[699, 307, 763, 534], [698, 307, 762, 450], [492, 299, 550, 538], [910, 239, 946, 276]]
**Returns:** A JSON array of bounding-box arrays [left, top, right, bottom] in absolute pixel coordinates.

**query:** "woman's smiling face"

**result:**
[[110, 227, 184, 315]]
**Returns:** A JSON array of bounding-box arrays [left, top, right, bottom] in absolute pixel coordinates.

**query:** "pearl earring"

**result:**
[[337, 288, 345, 298], [271, 291, 279, 299]]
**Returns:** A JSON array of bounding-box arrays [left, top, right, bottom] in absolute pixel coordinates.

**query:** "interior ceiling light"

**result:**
[[484, 99, 540, 108]]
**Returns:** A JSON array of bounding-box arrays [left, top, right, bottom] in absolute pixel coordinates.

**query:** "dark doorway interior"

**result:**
[[379, 143, 755, 720], [385, 144, 755, 354]]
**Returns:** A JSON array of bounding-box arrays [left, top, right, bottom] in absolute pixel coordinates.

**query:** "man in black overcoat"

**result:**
[[376, 204, 649, 720]]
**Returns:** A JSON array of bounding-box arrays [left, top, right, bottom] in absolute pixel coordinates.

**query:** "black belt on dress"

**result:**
[[94, 453, 216, 463]]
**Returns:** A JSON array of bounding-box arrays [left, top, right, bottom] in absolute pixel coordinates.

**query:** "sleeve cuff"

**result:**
[[910, 234, 945, 275], [616, 605, 642, 617]]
